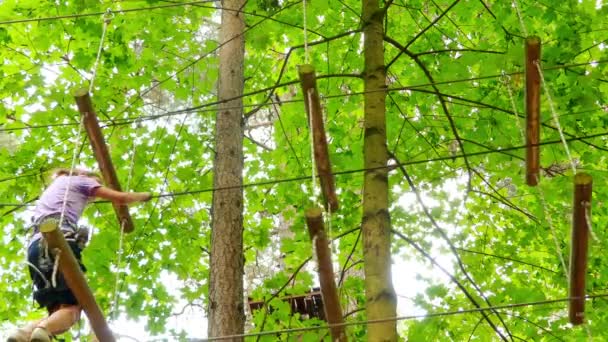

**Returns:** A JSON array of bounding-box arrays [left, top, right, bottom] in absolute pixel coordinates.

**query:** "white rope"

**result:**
[[586, 324, 594, 342], [537, 188, 569, 280], [325, 207, 335, 254], [307, 89, 321, 202], [25, 261, 51, 288], [57, 118, 85, 229], [110, 130, 139, 321], [584, 201, 598, 243], [512, 0, 529, 37], [502, 72, 526, 145], [503, 75, 569, 280], [89, 10, 113, 93], [534, 61, 577, 175], [56, 9, 110, 229], [51, 248, 62, 288], [302, 0, 309, 64], [512, 0, 576, 175]]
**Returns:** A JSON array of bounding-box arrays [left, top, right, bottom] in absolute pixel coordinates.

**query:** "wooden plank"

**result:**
[[306, 208, 346, 341], [525, 37, 541, 186], [298, 65, 339, 212], [569, 173, 592, 325], [39, 219, 115, 342], [73, 89, 134, 233]]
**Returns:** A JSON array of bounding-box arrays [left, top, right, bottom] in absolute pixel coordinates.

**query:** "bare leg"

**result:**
[[36, 305, 81, 335]]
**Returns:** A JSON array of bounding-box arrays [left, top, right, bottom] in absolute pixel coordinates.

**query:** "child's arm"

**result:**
[[93, 187, 152, 204]]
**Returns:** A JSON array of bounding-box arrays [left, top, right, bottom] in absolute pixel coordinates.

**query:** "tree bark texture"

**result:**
[[305, 208, 346, 341], [362, 1, 398, 341], [208, 0, 246, 339], [74, 89, 134, 233]]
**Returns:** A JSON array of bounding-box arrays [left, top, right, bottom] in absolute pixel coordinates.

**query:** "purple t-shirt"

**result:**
[[33, 175, 101, 225]]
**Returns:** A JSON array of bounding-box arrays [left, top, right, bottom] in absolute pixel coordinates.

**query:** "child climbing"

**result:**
[[7, 168, 151, 342]]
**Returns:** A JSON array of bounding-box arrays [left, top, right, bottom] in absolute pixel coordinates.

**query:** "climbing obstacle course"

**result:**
[[298, 64, 339, 213], [74, 89, 135, 233], [569, 173, 592, 325], [39, 218, 115, 342], [525, 37, 541, 186]]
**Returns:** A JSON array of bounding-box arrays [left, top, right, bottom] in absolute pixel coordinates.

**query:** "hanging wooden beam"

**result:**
[[569, 173, 592, 325], [39, 219, 115, 342], [298, 65, 339, 212], [305, 208, 346, 341], [73, 89, 134, 233], [525, 37, 541, 186]]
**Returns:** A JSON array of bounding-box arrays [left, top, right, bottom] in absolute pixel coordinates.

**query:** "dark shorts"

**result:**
[[27, 239, 86, 310]]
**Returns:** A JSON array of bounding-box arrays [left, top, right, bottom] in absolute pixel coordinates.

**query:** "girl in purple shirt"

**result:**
[[8, 168, 151, 342]]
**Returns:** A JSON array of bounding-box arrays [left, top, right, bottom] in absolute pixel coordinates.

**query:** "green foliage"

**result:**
[[0, 0, 607, 340]]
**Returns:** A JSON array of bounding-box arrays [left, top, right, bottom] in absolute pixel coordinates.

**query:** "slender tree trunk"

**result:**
[[208, 0, 246, 339], [362, 1, 398, 341]]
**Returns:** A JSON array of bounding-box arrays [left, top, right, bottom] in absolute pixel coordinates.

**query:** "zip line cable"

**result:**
[[4, 130, 607, 210], [0, 1, 217, 26], [201, 293, 608, 341], [1, 59, 605, 134]]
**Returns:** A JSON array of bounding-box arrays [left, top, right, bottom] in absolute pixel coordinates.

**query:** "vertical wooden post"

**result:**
[[298, 65, 339, 212], [305, 208, 346, 341], [39, 220, 115, 342], [569, 173, 592, 325], [73, 89, 134, 233], [525, 37, 541, 186]]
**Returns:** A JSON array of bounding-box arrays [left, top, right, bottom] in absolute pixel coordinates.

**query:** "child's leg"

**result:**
[[37, 304, 81, 335]]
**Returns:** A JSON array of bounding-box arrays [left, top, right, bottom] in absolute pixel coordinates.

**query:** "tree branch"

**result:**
[[392, 230, 509, 341], [415, 48, 505, 57], [384, 35, 474, 196], [386, 0, 461, 69], [389, 152, 513, 341]]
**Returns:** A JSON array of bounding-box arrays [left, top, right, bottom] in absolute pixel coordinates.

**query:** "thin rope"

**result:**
[[584, 201, 598, 242], [534, 61, 577, 175], [586, 325, 594, 342], [57, 117, 84, 229], [512, 0, 529, 37], [203, 293, 608, 341], [512, 0, 576, 174], [503, 76, 569, 280], [326, 207, 335, 254], [307, 89, 321, 202], [502, 72, 525, 144], [89, 10, 113, 93], [110, 125, 139, 321], [51, 248, 62, 288], [4, 131, 608, 210], [0, 60, 606, 135], [302, 0, 309, 63], [0, 1, 216, 26], [25, 261, 50, 288], [537, 187, 569, 280]]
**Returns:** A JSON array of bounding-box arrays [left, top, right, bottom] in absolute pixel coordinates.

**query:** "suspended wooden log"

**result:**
[[39, 219, 115, 342], [298, 65, 339, 212], [525, 37, 541, 186], [306, 208, 346, 341], [569, 173, 592, 325], [73, 89, 134, 233]]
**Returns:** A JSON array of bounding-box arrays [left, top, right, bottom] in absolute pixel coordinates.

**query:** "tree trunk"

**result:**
[[362, 1, 398, 341], [208, 0, 246, 339]]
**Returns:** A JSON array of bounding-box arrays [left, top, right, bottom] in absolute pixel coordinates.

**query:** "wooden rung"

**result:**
[[41, 219, 115, 341], [525, 36, 541, 186], [73, 89, 134, 233], [305, 208, 346, 341], [298, 65, 339, 212], [569, 173, 592, 325]]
